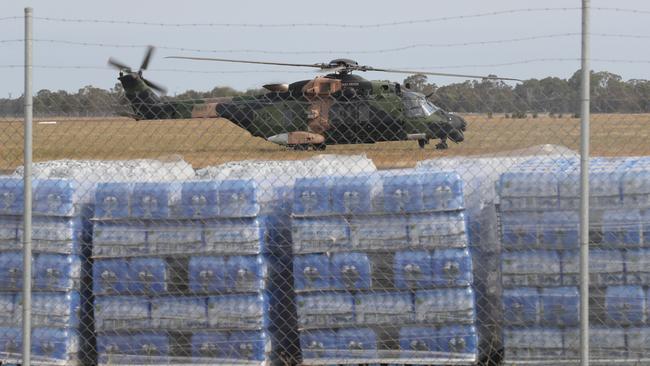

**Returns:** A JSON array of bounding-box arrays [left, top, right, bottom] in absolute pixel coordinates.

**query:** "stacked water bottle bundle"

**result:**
[[92, 179, 295, 366], [0, 178, 93, 366], [292, 170, 482, 365], [498, 156, 650, 364]]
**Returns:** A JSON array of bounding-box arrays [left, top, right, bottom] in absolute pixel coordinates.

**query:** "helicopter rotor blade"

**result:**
[[108, 57, 131, 72], [166, 56, 330, 70], [359, 66, 522, 82], [142, 77, 167, 94], [140, 45, 155, 71]]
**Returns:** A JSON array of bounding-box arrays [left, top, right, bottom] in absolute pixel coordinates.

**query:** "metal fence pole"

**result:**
[[579, 0, 591, 365], [22, 6, 33, 366]]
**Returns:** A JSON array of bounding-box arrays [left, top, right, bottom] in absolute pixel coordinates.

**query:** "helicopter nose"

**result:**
[[450, 113, 467, 131]]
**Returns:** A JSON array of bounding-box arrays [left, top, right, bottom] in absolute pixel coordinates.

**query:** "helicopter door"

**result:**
[[302, 77, 342, 135]]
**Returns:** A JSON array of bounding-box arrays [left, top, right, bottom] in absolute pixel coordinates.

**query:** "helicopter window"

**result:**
[[403, 91, 436, 118]]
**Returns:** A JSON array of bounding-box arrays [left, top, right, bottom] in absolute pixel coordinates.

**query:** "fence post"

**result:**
[[22, 6, 33, 366], [579, 1, 591, 365]]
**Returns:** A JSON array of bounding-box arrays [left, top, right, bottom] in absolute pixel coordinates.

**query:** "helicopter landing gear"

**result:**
[[293, 144, 309, 151], [435, 138, 449, 150], [418, 139, 428, 149], [314, 143, 327, 151]]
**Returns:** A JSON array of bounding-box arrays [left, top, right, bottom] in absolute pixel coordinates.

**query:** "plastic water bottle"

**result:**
[[296, 292, 354, 329], [501, 250, 561, 288], [605, 285, 645, 325], [188, 256, 227, 294], [225, 255, 268, 293], [131, 182, 181, 219], [33, 253, 81, 292], [128, 257, 169, 295], [0, 251, 24, 291], [207, 293, 269, 330], [331, 174, 379, 214], [624, 248, 650, 285], [181, 180, 219, 218], [432, 248, 473, 287], [95, 182, 132, 219], [394, 250, 433, 290], [0, 294, 17, 326], [602, 209, 642, 247], [147, 221, 202, 255], [0, 178, 24, 215], [589, 249, 625, 286], [92, 221, 148, 258], [205, 217, 266, 255], [32, 328, 80, 363], [151, 296, 207, 330], [0, 216, 20, 252], [381, 172, 424, 213], [228, 330, 271, 361], [349, 215, 408, 252], [504, 327, 564, 361], [218, 179, 260, 218], [540, 211, 579, 250], [27, 292, 80, 328], [300, 329, 337, 360], [336, 328, 377, 360], [293, 176, 332, 216], [93, 259, 130, 295], [414, 287, 476, 325], [33, 179, 79, 217], [437, 325, 478, 358], [420, 171, 464, 211], [355, 292, 413, 325], [502, 288, 540, 326], [0, 326, 21, 356], [501, 212, 539, 250], [292, 217, 350, 254], [94, 296, 151, 332], [293, 253, 331, 291], [540, 287, 579, 326], [399, 327, 438, 358], [627, 327, 650, 360], [191, 331, 228, 361], [409, 212, 468, 250], [331, 252, 372, 290]]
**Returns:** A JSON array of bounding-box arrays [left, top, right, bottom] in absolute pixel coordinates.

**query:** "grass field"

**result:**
[[1, 114, 649, 172]]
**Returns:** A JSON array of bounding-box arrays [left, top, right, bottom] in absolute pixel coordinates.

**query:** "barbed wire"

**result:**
[[2, 58, 650, 74], [1, 32, 649, 55], [2, 6, 650, 28], [29, 8, 583, 28]]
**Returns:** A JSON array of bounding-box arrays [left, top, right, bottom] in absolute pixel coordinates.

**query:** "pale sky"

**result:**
[[1, 0, 649, 97]]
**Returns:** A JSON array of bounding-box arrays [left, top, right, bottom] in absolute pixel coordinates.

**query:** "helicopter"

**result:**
[[109, 46, 520, 150]]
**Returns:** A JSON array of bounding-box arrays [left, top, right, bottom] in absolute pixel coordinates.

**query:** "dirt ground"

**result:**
[[0, 114, 648, 171]]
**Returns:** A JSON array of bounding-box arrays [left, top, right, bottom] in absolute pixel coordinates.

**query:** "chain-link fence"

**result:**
[[2, 4, 650, 366]]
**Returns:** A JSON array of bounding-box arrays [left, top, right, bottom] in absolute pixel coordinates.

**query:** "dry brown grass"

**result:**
[[1, 114, 649, 171]]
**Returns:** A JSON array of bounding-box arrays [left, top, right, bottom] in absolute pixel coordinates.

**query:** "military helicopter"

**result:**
[[109, 46, 519, 150]]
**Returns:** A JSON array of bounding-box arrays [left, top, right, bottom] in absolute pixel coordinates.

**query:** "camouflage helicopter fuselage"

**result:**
[[119, 72, 466, 149]]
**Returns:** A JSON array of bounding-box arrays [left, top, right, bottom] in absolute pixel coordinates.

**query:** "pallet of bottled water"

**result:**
[[499, 157, 650, 365], [292, 170, 484, 365], [92, 179, 295, 366], [0, 178, 93, 366]]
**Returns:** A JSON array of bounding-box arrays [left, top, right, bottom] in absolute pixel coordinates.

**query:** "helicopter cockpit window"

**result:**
[[403, 91, 438, 118]]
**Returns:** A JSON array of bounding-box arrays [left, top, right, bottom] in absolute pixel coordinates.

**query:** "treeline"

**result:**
[[1, 70, 650, 117], [0, 84, 265, 118], [407, 70, 650, 115]]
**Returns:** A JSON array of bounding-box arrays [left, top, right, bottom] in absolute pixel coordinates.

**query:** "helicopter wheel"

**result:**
[[293, 144, 309, 151], [435, 140, 449, 150], [313, 143, 327, 151], [418, 139, 428, 149]]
